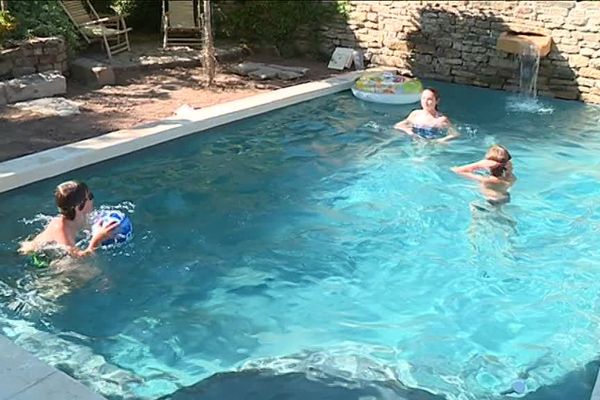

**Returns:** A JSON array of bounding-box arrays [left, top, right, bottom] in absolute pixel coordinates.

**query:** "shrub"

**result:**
[[0, 10, 17, 47], [216, 0, 344, 57], [8, 0, 82, 52], [110, 0, 161, 32]]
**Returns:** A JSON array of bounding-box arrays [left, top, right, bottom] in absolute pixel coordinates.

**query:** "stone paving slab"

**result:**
[[0, 335, 105, 400], [228, 62, 309, 81]]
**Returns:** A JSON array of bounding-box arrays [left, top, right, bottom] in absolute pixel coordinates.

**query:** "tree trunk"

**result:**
[[1, 0, 8, 12], [202, 0, 216, 86]]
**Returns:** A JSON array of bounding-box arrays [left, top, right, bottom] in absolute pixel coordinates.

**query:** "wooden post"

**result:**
[[202, 0, 216, 86]]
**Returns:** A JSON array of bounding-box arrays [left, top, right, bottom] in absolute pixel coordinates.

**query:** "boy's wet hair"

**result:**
[[55, 181, 89, 220], [485, 144, 512, 177]]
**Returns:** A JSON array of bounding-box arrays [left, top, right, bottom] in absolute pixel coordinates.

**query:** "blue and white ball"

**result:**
[[92, 210, 133, 246]]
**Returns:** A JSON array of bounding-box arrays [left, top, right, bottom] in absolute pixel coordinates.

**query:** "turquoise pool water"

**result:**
[[1, 82, 600, 400]]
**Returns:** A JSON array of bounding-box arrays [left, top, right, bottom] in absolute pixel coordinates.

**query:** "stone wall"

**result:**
[[320, 1, 600, 103], [0, 37, 68, 79]]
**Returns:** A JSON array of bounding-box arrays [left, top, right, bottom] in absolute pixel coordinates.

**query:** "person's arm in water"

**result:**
[[70, 221, 119, 258], [435, 116, 460, 143], [393, 110, 417, 136]]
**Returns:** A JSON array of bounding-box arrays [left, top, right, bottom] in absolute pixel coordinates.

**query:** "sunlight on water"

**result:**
[[1, 83, 600, 400]]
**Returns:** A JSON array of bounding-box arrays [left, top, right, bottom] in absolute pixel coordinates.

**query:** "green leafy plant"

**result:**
[[110, 0, 161, 32], [8, 0, 82, 52], [216, 0, 346, 57], [0, 10, 16, 47]]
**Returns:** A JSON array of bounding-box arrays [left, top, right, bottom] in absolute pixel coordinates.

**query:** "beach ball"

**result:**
[[92, 210, 133, 246]]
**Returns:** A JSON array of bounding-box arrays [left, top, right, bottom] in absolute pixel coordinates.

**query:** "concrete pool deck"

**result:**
[[0, 335, 104, 400], [0, 71, 359, 399]]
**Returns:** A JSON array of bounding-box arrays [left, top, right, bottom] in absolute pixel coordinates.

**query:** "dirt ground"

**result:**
[[0, 54, 342, 162]]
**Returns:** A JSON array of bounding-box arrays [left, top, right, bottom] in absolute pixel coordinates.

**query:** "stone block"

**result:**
[[0, 83, 6, 105], [568, 54, 589, 68], [555, 43, 580, 54], [0, 60, 13, 77], [70, 57, 115, 87], [37, 64, 55, 72], [43, 47, 59, 55], [13, 57, 34, 68], [580, 67, 600, 79], [38, 55, 57, 65], [580, 47, 595, 56], [3, 71, 66, 103], [581, 93, 600, 104], [11, 67, 36, 77]]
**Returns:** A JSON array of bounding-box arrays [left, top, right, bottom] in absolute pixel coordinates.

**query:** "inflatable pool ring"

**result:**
[[351, 71, 423, 104], [92, 210, 133, 246]]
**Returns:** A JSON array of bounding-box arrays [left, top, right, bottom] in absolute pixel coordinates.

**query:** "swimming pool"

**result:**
[[1, 81, 600, 400]]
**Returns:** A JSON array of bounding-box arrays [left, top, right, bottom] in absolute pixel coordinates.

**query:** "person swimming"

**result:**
[[19, 180, 118, 263], [451, 144, 516, 205], [393, 87, 460, 143]]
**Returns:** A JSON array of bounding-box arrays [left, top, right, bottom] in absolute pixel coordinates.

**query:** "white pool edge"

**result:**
[[0, 71, 359, 194]]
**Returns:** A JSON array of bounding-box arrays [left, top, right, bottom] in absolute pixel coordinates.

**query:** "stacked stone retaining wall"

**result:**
[[0, 37, 68, 79], [320, 1, 600, 103]]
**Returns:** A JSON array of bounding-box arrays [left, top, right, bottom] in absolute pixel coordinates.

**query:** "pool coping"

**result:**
[[0, 334, 105, 400], [0, 71, 360, 194], [592, 368, 600, 400], [0, 71, 359, 400]]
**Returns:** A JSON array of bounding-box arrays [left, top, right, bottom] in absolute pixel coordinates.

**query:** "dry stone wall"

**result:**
[[0, 37, 68, 80], [320, 1, 600, 103]]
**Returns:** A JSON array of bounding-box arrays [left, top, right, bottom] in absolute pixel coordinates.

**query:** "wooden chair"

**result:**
[[162, 0, 202, 48], [60, 0, 132, 61]]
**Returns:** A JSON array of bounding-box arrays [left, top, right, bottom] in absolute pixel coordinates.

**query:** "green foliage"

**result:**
[[216, 0, 346, 56], [8, 0, 81, 51], [0, 10, 16, 48], [111, 0, 161, 32], [336, 0, 351, 18]]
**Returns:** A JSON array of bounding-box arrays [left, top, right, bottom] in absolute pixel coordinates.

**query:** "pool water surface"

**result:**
[[1, 82, 600, 400]]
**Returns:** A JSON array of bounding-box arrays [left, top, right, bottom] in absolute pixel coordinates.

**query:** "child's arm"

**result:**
[[70, 221, 119, 258], [451, 159, 498, 174], [393, 111, 417, 135], [436, 122, 460, 143], [451, 170, 488, 183]]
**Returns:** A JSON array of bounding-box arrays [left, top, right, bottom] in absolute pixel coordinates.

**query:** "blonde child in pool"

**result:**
[[451, 144, 516, 205]]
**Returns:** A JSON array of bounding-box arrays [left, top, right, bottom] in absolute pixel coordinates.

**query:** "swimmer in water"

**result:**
[[451, 144, 516, 205], [19, 180, 118, 262], [393, 87, 460, 143]]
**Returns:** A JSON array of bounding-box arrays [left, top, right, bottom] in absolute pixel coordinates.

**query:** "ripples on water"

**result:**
[[1, 83, 600, 400]]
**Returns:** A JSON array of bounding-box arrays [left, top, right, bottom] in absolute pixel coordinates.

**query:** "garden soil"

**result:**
[[0, 56, 343, 162]]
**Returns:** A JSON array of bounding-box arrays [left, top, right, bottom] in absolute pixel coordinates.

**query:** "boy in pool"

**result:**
[[451, 144, 516, 205], [393, 87, 460, 143], [19, 180, 118, 261]]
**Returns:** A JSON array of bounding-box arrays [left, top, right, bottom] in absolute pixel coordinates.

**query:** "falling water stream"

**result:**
[[518, 43, 540, 98]]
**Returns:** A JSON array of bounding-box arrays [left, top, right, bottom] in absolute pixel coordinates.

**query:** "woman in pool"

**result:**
[[393, 87, 460, 143], [19, 180, 118, 261], [451, 144, 516, 205]]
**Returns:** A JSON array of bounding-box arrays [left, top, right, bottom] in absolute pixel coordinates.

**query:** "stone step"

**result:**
[[0, 71, 66, 105]]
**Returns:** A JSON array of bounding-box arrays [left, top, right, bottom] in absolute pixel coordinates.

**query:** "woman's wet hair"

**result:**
[[55, 181, 90, 220], [485, 144, 512, 177], [423, 87, 440, 111]]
